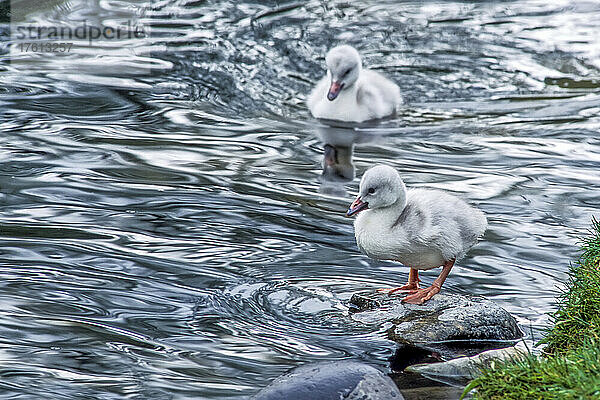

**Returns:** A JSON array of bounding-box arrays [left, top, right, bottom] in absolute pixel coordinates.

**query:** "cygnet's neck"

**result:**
[[370, 195, 407, 216], [344, 74, 360, 91], [337, 80, 359, 97]]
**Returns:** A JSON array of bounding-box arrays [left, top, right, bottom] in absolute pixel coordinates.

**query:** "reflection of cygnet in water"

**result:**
[[319, 143, 355, 197], [315, 123, 384, 197], [315, 124, 358, 197], [323, 144, 354, 181]]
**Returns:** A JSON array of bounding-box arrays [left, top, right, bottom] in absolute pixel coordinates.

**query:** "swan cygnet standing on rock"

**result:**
[[307, 45, 402, 122], [346, 165, 487, 304]]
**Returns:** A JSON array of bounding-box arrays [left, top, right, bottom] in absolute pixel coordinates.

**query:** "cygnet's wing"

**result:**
[[356, 81, 382, 120], [359, 70, 402, 108]]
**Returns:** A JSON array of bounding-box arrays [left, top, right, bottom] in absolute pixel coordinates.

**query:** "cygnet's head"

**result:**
[[346, 164, 406, 217], [325, 45, 362, 101]]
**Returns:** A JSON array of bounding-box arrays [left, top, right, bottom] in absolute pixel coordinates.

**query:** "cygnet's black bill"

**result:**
[[346, 197, 368, 217], [327, 81, 343, 101]]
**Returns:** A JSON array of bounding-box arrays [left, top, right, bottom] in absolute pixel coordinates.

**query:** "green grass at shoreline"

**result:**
[[544, 218, 600, 355], [463, 339, 600, 400], [462, 218, 600, 400]]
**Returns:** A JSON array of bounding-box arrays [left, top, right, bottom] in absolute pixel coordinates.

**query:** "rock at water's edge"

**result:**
[[350, 292, 522, 360], [405, 342, 530, 385], [251, 360, 404, 400]]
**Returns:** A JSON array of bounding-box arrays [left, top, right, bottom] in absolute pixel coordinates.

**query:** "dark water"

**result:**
[[1, 0, 599, 398]]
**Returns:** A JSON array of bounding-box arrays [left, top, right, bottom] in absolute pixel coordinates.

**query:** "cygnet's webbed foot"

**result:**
[[401, 260, 455, 304], [401, 284, 441, 304], [377, 282, 419, 295], [377, 267, 420, 295]]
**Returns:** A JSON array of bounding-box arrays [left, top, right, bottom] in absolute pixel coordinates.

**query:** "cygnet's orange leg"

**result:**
[[402, 259, 455, 305], [377, 268, 420, 294]]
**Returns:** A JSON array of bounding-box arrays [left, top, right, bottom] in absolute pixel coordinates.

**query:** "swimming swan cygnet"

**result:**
[[346, 165, 487, 304], [307, 45, 402, 122]]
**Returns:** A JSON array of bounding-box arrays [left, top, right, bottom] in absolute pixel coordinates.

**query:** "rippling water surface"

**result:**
[[1, 0, 599, 398]]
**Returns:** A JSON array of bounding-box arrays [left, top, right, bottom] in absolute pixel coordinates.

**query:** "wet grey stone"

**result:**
[[252, 360, 404, 400], [349, 292, 522, 360], [405, 342, 529, 386]]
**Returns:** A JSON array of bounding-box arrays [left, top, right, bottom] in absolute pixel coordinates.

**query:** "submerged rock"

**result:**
[[405, 342, 529, 385], [350, 292, 522, 360], [252, 360, 404, 400], [390, 371, 467, 400]]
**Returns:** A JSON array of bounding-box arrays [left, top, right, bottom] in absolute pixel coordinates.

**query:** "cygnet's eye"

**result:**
[[368, 187, 375, 194], [342, 68, 351, 77]]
